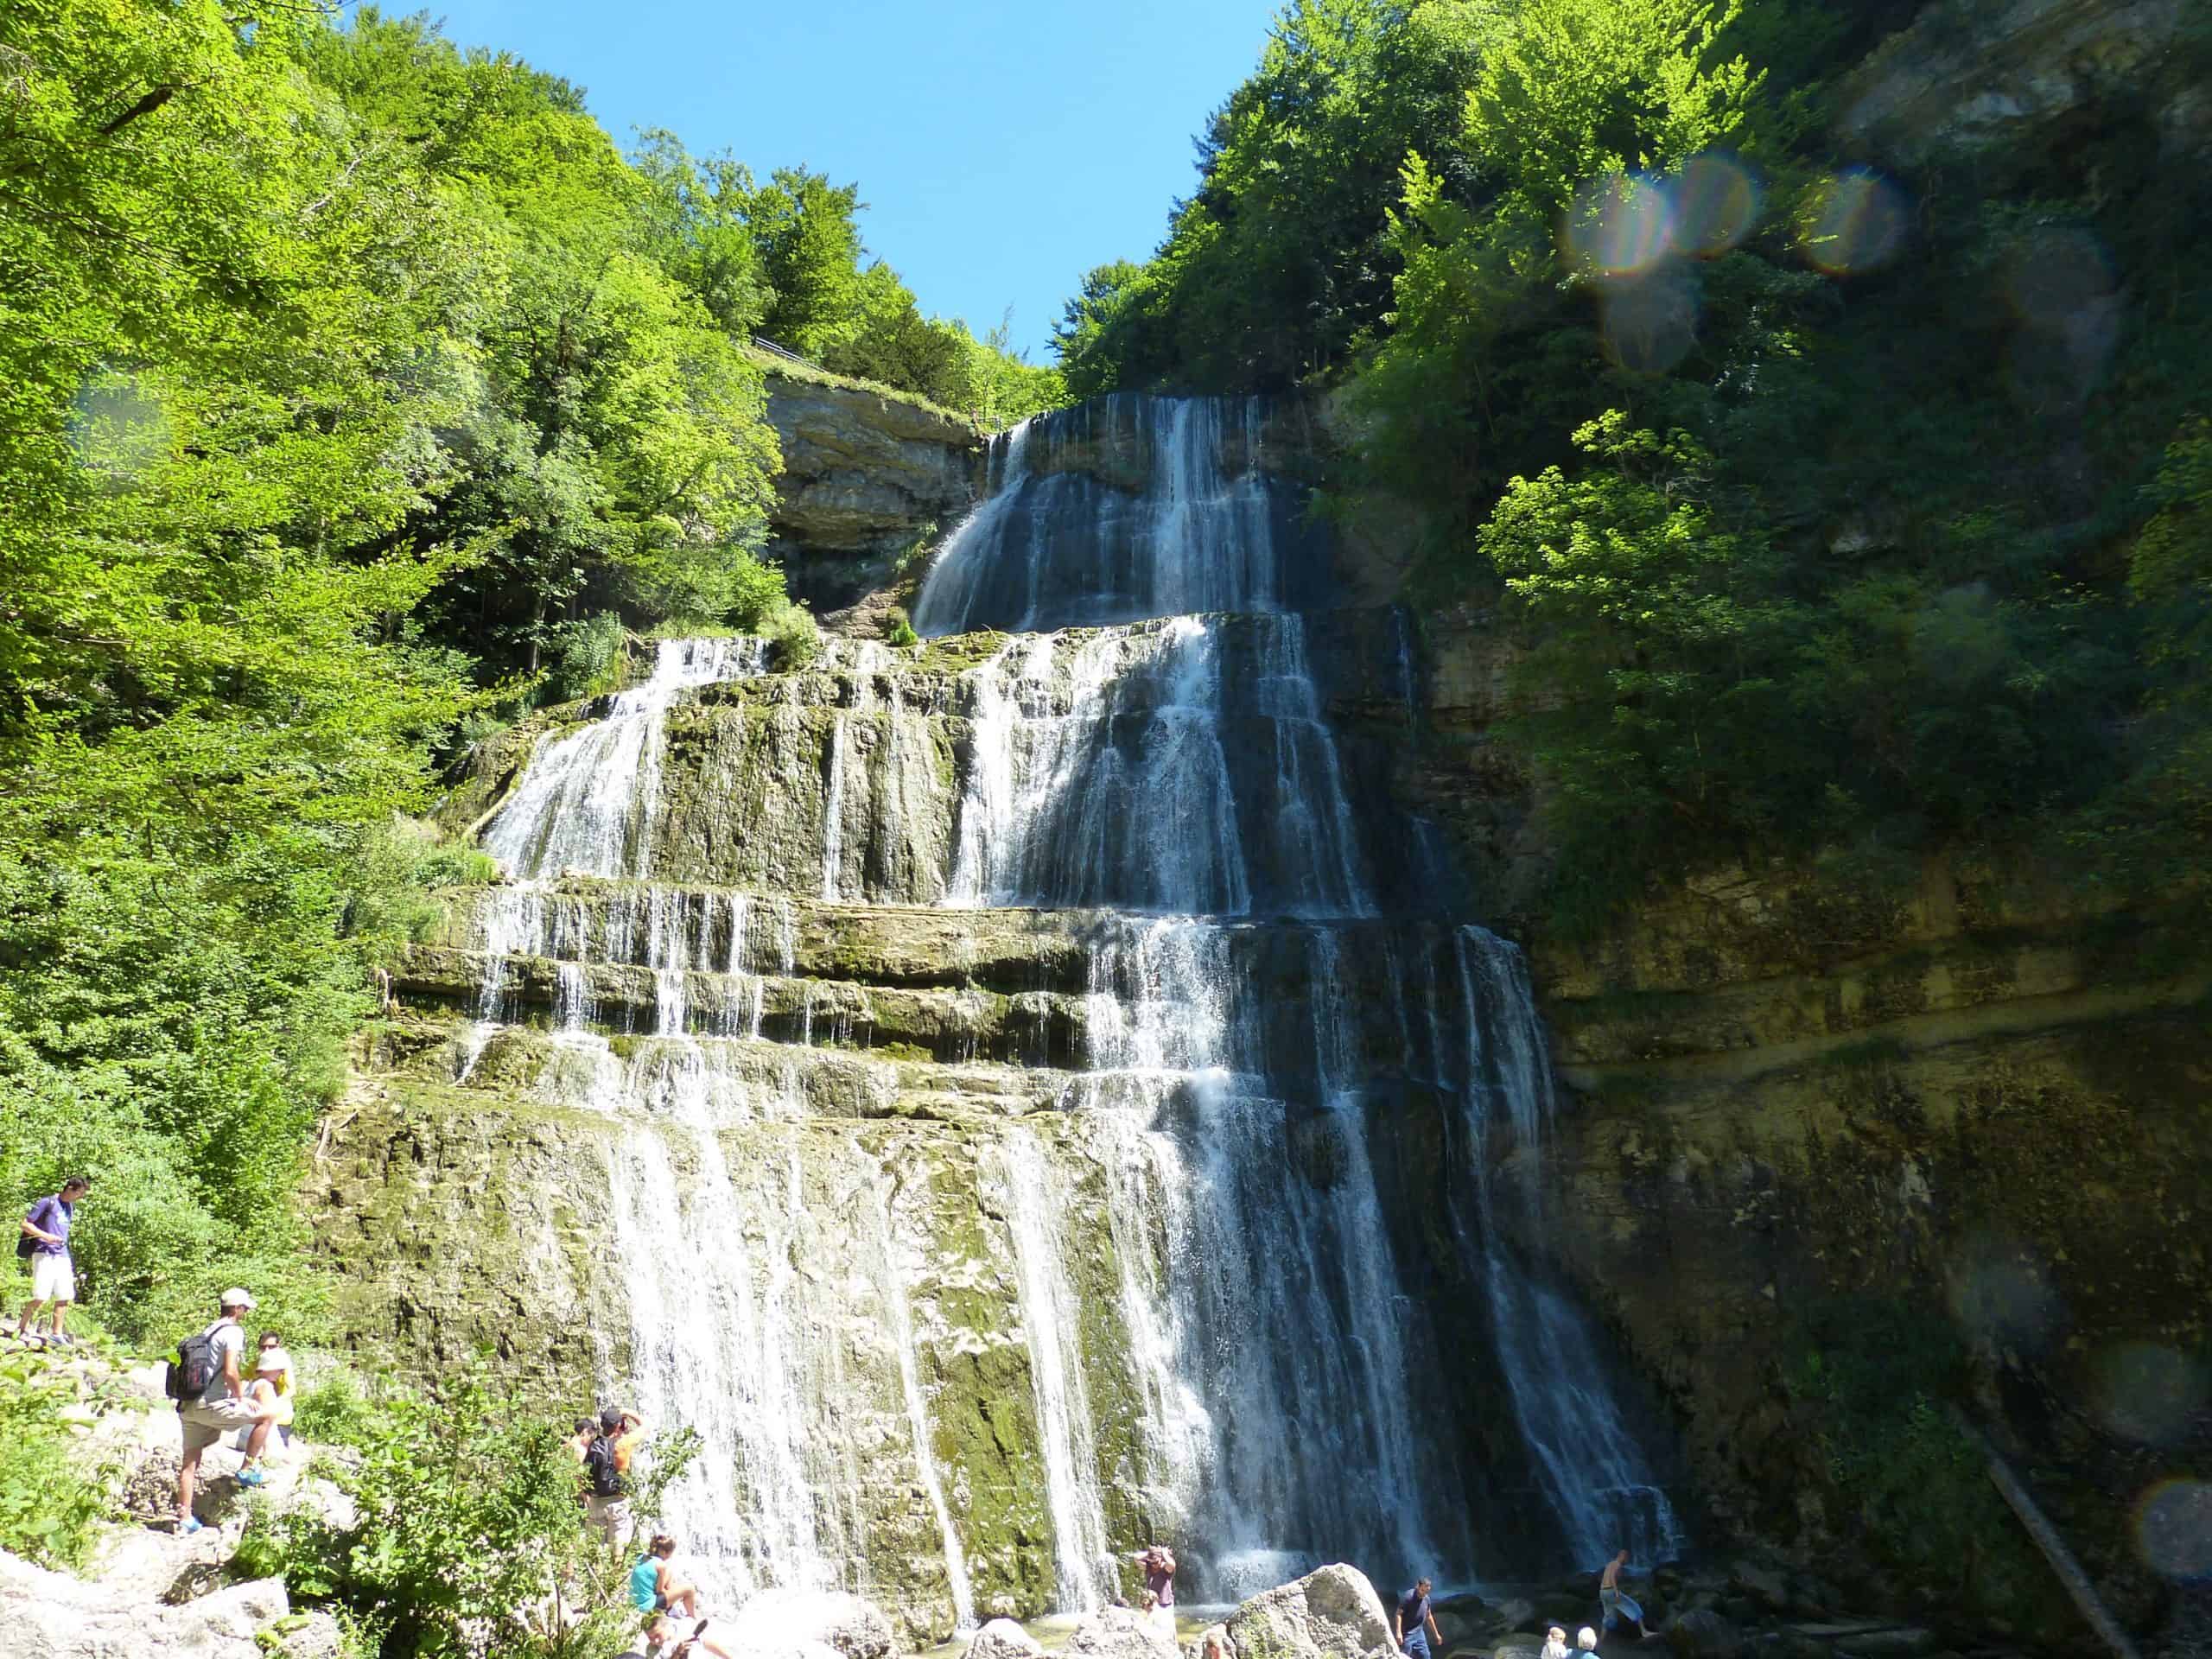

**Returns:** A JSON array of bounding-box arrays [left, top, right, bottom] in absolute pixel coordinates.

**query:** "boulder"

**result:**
[[1487, 1599, 1537, 1633], [1667, 1610, 1743, 1659], [1224, 1563, 1395, 1659], [726, 1588, 896, 1659], [969, 1618, 1046, 1659], [1067, 1605, 1179, 1659], [1727, 1564, 1789, 1614], [0, 1548, 288, 1659]]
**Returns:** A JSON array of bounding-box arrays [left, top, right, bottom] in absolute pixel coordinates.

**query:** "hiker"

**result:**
[[252, 1332, 296, 1447], [629, 1534, 702, 1618], [1131, 1544, 1177, 1638], [1600, 1550, 1656, 1639], [644, 1613, 734, 1659], [173, 1288, 270, 1533], [17, 1176, 90, 1344], [568, 1415, 598, 1465], [1574, 1628, 1602, 1659], [1542, 1628, 1570, 1659], [1395, 1577, 1443, 1659], [585, 1405, 646, 1548]]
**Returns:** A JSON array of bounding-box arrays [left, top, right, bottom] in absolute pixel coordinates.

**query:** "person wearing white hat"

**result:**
[[174, 1287, 268, 1534]]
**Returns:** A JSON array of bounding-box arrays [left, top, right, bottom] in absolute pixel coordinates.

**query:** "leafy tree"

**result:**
[[268, 1380, 701, 1659]]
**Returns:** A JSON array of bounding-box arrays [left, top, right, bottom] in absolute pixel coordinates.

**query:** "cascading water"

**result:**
[[912, 394, 1681, 1596], [483, 637, 767, 881], [432, 392, 1681, 1637]]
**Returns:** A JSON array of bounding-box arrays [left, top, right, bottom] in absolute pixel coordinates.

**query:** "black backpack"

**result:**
[[166, 1321, 229, 1402], [585, 1433, 626, 1497]]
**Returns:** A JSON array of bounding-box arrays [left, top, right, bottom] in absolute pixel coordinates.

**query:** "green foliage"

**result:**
[[1065, 0, 2209, 931], [760, 601, 823, 670], [1785, 1300, 2055, 1624], [0, 1343, 125, 1569], [266, 1380, 701, 1659], [546, 613, 630, 705], [882, 607, 919, 648]]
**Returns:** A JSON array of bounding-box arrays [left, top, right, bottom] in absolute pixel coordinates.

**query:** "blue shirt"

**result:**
[[1398, 1590, 1433, 1648], [25, 1195, 72, 1256], [629, 1556, 660, 1611]]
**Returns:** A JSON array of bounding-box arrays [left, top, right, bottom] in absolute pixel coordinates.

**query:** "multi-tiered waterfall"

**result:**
[[396, 394, 1680, 1641]]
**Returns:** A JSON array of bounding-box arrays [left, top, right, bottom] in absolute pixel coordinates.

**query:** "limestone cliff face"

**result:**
[[763, 376, 984, 615], [1836, 0, 2211, 179], [1515, 856, 2209, 1617], [1324, 567, 2212, 1630]]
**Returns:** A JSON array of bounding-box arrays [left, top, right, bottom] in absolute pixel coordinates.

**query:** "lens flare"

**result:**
[[69, 370, 170, 482], [2135, 1481, 2212, 1582], [1944, 1231, 2063, 1352], [1601, 270, 1699, 374], [1566, 174, 1676, 276], [2093, 1343, 2209, 1447], [1673, 155, 1758, 257], [1804, 168, 1907, 276], [2001, 226, 2117, 327]]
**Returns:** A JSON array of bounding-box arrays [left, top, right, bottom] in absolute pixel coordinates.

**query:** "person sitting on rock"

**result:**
[[1395, 1577, 1442, 1659], [1543, 1627, 1570, 1659], [1600, 1551, 1656, 1639], [1575, 1626, 1603, 1659], [252, 1332, 296, 1447], [630, 1534, 702, 1618]]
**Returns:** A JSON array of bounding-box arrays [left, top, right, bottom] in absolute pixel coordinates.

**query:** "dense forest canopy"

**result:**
[[0, 0, 1056, 1340], [1058, 0, 2211, 931]]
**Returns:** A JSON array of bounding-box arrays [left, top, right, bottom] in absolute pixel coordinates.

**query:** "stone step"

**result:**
[[394, 944, 1090, 1070], [370, 1016, 1079, 1122]]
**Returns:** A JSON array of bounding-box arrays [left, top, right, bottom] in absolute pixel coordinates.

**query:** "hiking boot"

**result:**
[[237, 1467, 267, 1487]]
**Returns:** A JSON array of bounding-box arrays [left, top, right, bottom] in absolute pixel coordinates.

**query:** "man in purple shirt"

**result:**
[[18, 1177, 89, 1345]]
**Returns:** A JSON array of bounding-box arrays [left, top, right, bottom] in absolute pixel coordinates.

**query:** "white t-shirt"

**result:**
[[199, 1319, 246, 1406]]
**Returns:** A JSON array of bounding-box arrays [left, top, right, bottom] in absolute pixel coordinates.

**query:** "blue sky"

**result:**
[[408, 0, 1281, 361]]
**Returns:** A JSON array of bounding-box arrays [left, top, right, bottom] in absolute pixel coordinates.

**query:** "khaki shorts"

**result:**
[[587, 1492, 633, 1548], [179, 1397, 257, 1453]]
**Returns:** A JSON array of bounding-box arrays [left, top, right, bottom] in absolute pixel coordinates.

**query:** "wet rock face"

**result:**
[[1508, 856, 2212, 1631], [1835, 0, 2212, 180], [763, 377, 983, 613]]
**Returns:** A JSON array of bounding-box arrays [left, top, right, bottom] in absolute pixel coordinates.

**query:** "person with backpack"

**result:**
[[585, 1404, 646, 1548], [17, 1176, 90, 1345], [170, 1287, 269, 1533]]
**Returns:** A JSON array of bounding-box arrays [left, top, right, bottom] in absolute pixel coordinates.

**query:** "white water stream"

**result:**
[[443, 394, 1681, 1630]]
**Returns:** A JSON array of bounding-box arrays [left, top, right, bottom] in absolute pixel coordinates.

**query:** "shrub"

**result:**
[[882, 606, 918, 647], [0, 1344, 123, 1568], [760, 600, 820, 669], [543, 613, 628, 704], [266, 1379, 700, 1659]]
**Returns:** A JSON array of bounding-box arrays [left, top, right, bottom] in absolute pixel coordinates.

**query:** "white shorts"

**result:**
[[30, 1252, 73, 1302], [587, 1493, 633, 1548]]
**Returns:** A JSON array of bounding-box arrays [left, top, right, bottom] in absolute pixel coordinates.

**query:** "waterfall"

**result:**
[[912, 394, 1680, 1597], [1448, 931, 1686, 1569], [483, 636, 767, 880], [435, 394, 1681, 1632], [998, 1130, 1113, 1611]]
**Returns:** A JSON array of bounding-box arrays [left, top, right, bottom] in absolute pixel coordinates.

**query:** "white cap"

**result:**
[[220, 1287, 257, 1310], [255, 1345, 292, 1374]]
